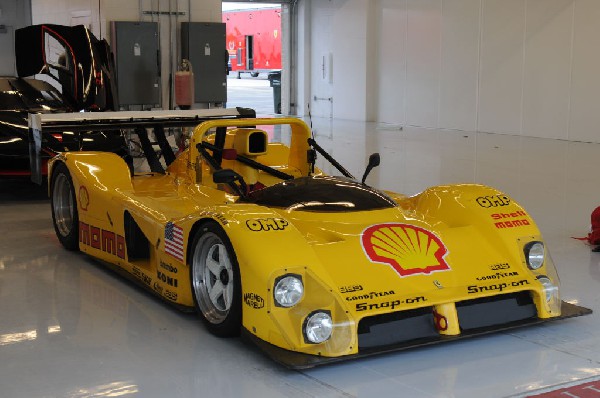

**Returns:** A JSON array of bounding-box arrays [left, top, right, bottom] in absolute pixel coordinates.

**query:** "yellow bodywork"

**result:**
[[48, 117, 563, 359]]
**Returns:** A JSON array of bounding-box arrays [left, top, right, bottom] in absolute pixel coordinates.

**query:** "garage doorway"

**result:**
[[222, 1, 288, 116]]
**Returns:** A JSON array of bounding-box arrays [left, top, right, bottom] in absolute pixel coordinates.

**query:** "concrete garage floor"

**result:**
[[2, 118, 600, 397]]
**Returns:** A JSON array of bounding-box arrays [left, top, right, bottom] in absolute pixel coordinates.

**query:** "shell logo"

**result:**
[[361, 223, 451, 277]]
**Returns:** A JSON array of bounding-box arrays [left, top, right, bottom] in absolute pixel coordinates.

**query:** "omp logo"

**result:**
[[246, 218, 288, 231], [361, 223, 451, 277], [476, 195, 511, 208]]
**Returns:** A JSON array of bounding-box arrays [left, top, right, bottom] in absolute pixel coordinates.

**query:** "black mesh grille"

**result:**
[[357, 307, 438, 350], [356, 292, 537, 351], [456, 291, 536, 331]]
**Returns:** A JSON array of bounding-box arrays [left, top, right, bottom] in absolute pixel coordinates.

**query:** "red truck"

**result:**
[[223, 6, 282, 78]]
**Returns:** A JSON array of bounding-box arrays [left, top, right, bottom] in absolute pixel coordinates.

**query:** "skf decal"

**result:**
[[491, 211, 531, 229], [476, 195, 511, 208], [339, 284, 363, 294], [79, 186, 89, 211], [79, 222, 125, 259], [164, 222, 184, 262], [246, 218, 288, 231], [243, 293, 265, 309], [164, 289, 178, 302], [467, 279, 529, 294], [361, 223, 451, 277], [490, 262, 510, 270], [356, 296, 426, 311]]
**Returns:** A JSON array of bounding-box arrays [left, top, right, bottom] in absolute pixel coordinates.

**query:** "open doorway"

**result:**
[[222, 2, 283, 115]]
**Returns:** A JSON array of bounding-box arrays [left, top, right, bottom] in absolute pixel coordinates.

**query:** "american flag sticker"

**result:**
[[165, 222, 184, 262]]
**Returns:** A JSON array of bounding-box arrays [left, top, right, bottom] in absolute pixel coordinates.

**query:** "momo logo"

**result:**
[[361, 223, 451, 277]]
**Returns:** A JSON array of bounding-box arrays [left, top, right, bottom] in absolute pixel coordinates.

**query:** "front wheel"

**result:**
[[50, 162, 79, 250], [189, 222, 241, 337]]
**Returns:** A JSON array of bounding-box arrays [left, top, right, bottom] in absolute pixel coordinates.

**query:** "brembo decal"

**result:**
[[361, 223, 451, 277]]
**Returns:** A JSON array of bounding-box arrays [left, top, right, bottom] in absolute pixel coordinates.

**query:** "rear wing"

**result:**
[[28, 107, 256, 184]]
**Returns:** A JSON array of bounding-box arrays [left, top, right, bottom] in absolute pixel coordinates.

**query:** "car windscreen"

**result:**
[[245, 175, 397, 212]]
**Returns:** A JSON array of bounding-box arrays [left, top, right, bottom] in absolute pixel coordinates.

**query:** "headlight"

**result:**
[[537, 275, 558, 302], [303, 311, 333, 344], [525, 241, 545, 269], [273, 274, 304, 307]]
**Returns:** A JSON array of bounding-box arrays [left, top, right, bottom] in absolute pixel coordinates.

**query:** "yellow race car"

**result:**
[[40, 109, 590, 368]]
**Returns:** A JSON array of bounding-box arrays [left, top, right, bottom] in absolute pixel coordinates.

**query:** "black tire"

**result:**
[[50, 162, 79, 251], [189, 221, 242, 337], [250, 72, 259, 78]]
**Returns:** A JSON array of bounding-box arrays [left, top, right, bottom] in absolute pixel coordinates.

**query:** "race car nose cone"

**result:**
[[220, 269, 230, 285]]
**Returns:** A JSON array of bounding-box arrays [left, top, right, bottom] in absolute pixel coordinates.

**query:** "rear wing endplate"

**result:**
[[28, 107, 256, 184]]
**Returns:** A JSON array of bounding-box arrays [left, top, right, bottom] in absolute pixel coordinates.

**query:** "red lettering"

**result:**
[[117, 235, 126, 259], [102, 230, 116, 254], [79, 222, 90, 244], [91, 226, 101, 249], [79, 222, 126, 259]]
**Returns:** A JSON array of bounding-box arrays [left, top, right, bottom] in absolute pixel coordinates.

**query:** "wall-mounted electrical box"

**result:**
[[110, 21, 160, 107], [181, 22, 227, 104]]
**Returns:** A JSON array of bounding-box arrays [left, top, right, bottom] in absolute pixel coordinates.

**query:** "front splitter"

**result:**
[[242, 301, 592, 369]]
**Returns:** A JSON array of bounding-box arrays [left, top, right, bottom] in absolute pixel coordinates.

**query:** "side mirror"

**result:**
[[361, 153, 380, 185]]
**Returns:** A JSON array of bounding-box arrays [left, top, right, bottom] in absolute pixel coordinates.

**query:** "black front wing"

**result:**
[[242, 301, 591, 369]]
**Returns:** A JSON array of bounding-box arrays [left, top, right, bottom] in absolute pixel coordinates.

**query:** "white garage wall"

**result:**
[[478, 0, 525, 134], [307, 0, 600, 143], [570, 0, 600, 143]]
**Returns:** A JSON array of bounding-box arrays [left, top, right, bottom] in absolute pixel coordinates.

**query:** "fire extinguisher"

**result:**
[[175, 59, 194, 109]]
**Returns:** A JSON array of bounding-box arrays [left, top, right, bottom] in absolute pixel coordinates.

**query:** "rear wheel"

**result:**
[[50, 162, 79, 250], [189, 221, 241, 337]]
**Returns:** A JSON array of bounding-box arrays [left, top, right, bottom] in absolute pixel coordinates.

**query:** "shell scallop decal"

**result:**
[[361, 223, 451, 277]]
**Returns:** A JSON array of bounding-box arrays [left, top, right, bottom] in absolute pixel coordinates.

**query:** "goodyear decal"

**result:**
[[361, 223, 451, 277]]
